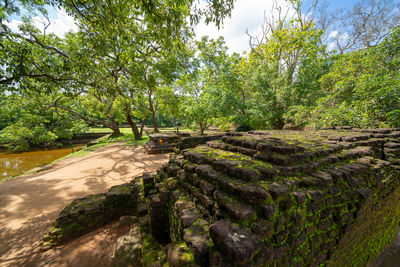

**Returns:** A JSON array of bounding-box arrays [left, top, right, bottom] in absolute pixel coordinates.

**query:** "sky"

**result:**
[[194, 0, 357, 54], [5, 0, 358, 54], [6, 6, 78, 37]]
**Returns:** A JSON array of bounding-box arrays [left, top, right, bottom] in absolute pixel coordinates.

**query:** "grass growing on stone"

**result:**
[[329, 178, 400, 266], [191, 146, 275, 171], [141, 224, 168, 266]]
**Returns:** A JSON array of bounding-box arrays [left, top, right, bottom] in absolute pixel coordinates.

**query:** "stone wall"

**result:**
[[176, 135, 224, 151], [144, 133, 223, 154], [42, 183, 138, 248], [144, 128, 400, 266]]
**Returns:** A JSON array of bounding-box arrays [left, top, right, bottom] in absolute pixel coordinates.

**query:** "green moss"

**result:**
[[328, 178, 400, 266], [141, 224, 167, 266], [190, 146, 275, 172]]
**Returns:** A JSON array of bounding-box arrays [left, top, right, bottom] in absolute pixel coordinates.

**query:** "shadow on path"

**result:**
[[0, 145, 169, 266]]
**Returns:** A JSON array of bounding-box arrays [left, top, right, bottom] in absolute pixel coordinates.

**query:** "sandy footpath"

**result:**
[[0, 143, 169, 266]]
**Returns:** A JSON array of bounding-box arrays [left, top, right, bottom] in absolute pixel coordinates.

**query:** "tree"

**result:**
[[172, 36, 233, 134], [1, 0, 236, 139], [309, 27, 400, 128], [0, 90, 87, 151], [320, 0, 400, 53], [240, 0, 327, 129], [177, 71, 215, 135]]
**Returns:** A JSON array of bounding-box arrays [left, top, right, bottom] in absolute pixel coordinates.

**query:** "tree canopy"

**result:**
[[1, 0, 399, 151]]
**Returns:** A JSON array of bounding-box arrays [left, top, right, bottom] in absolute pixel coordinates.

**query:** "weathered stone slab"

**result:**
[[114, 224, 142, 267], [209, 220, 261, 264]]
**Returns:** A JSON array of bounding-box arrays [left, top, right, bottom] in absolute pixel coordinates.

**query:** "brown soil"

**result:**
[[0, 143, 169, 267]]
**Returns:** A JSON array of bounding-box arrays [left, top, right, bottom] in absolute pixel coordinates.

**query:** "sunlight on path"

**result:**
[[0, 144, 169, 267]]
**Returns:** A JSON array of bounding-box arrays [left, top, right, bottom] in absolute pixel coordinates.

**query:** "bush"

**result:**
[[235, 124, 253, 132]]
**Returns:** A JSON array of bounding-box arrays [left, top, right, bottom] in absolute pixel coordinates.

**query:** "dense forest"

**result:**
[[1, 0, 399, 151]]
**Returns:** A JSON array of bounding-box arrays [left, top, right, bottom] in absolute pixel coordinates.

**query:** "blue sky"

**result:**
[[6, 0, 361, 53], [304, 0, 355, 11], [9, 4, 58, 20]]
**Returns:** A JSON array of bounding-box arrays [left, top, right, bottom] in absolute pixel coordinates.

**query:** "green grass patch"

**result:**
[[88, 126, 195, 134], [87, 127, 130, 134], [158, 127, 194, 132], [62, 130, 149, 159]]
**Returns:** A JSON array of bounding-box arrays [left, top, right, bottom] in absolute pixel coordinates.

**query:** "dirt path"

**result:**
[[0, 143, 169, 266]]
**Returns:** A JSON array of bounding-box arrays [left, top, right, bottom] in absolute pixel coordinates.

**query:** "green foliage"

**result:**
[[388, 110, 400, 127], [243, 19, 327, 129], [0, 93, 87, 151], [175, 37, 231, 134], [1, 0, 399, 148], [307, 27, 400, 128]]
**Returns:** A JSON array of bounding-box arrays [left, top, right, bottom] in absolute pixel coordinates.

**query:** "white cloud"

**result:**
[[6, 2, 295, 54], [36, 8, 78, 37], [327, 41, 336, 52], [194, 0, 294, 54], [326, 31, 350, 52], [4, 8, 78, 37], [328, 30, 339, 39], [4, 19, 21, 33]]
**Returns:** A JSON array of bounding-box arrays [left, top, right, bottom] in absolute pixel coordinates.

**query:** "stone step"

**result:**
[[162, 160, 273, 228], [220, 135, 305, 156], [190, 142, 372, 181], [174, 164, 265, 221], [208, 137, 373, 168], [209, 220, 261, 265], [168, 195, 213, 264], [183, 146, 277, 180], [170, 148, 377, 216]]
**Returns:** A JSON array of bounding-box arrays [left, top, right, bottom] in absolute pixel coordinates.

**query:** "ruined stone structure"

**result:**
[[144, 134, 178, 154], [44, 128, 400, 266], [42, 183, 137, 248], [144, 133, 224, 154]]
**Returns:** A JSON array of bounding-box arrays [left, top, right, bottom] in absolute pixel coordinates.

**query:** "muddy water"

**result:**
[[0, 146, 83, 180]]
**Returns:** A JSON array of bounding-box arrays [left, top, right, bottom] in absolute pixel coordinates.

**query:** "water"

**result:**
[[0, 146, 83, 180]]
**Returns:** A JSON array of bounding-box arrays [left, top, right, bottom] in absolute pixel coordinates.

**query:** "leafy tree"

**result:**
[[172, 36, 232, 134], [240, 0, 327, 129], [1, 0, 236, 140], [309, 27, 400, 128], [0, 91, 87, 151]]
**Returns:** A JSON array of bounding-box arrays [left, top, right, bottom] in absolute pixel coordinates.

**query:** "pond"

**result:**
[[0, 146, 83, 181]]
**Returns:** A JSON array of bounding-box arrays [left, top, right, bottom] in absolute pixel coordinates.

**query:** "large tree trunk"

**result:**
[[199, 121, 204, 135], [107, 116, 121, 136], [126, 111, 141, 139], [148, 89, 159, 133], [139, 120, 145, 137], [109, 124, 120, 135]]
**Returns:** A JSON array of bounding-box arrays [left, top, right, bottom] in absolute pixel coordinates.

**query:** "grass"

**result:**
[[62, 126, 193, 159], [67, 130, 150, 158], [158, 127, 194, 132], [87, 127, 130, 134]]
